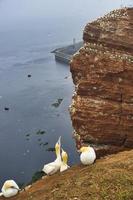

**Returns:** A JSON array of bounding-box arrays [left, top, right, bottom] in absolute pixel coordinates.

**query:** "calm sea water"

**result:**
[[0, 1, 128, 187], [0, 17, 85, 187]]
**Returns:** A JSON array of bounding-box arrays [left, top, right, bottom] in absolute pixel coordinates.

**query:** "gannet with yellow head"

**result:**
[[42, 136, 62, 175], [79, 146, 96, 165], [0, 180, 20, 198], [60, 148, 70, 172]]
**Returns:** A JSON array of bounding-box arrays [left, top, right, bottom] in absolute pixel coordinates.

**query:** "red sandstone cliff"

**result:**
[[70, 7, 133, 155]]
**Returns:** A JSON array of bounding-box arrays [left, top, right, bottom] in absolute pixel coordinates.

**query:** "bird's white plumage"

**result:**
[[1, 180, 20, 198], [80, 147, 96, 165], [42, 157, 62, 175], [60, 163, 70, 172], [60, 148, 70, 172], [42, 136, 62, 175]]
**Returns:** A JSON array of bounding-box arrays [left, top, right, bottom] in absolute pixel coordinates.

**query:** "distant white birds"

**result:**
[[79, 146, 96, 165], [0, 180, 20, 198], [42, 136, 62, 175], [60, 148, 70, 172]]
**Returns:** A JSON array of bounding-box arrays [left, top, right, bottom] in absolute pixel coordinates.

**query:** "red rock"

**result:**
[[70, 8, 133, 154]]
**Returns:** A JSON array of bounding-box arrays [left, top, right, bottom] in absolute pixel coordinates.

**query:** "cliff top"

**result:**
[[1, 150, 133, 200], [83, 7, 133, 53]]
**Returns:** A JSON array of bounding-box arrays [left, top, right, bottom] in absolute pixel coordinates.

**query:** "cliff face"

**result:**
[[70, 8, 133, 154]]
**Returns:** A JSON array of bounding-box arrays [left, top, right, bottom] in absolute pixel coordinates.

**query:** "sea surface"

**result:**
[[0, 17, 86, 187], [0, 1, 128, 187]]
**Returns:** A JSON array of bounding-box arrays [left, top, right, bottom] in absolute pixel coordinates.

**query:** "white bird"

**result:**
[[42, 136, 62, 175], [0, 180, 20, 198], [79, 146, 96, 165], [60, 148, 70, 172]]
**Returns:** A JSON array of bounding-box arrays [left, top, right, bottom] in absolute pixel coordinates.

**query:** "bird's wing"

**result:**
[[42, 162, 58, 175], [11, 180, 20, 190], [60, 164, 70, 172]]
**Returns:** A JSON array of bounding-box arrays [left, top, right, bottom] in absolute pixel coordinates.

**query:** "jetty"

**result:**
[[52, 40, 83, 64]]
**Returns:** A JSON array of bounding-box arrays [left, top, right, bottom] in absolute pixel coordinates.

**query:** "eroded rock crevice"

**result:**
[[70, 7, 133, 155]]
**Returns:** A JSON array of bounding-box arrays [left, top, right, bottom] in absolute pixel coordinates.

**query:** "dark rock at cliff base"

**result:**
[[27, 74, 32, 78], [4, 107, 10, 111], [70, 7, 133, 153]]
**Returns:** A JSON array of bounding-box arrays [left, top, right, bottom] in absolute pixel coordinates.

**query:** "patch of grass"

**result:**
[[117, 191, 133, 200]]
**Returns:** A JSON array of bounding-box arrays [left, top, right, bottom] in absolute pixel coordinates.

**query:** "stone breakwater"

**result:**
[[70, 7, 133, 156]]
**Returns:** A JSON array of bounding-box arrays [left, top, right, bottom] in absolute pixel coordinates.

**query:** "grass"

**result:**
[[1, 150, 133, 200]]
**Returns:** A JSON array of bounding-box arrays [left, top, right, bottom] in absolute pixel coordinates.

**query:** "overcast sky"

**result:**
[[0, 0, 132, 30]]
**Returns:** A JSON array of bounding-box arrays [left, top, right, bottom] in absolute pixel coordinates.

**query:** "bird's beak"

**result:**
[[57, 136, 61, 146], [11, 187, 21, 191], [61, 148, 65, 154]]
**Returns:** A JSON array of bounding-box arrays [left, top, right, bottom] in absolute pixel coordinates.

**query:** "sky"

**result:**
[[0, 0, 132, 30]]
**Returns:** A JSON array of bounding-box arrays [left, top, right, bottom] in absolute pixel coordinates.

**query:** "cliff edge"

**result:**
[[70, 7, 133, 154], [0, 150, 133, 200]]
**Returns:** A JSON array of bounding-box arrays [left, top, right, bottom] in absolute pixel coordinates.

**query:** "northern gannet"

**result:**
[[79, 146, 96, 165], [42, 136, 62, 175], [60, 148, 70, 172], [0, 180, 20, 198]]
